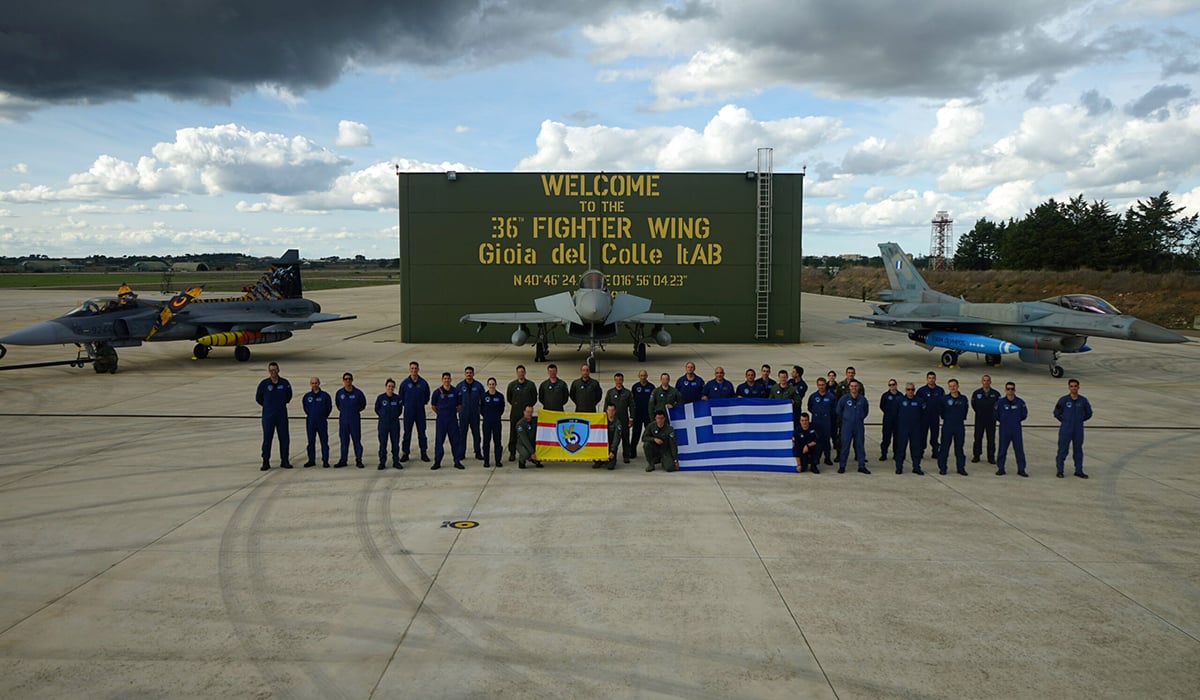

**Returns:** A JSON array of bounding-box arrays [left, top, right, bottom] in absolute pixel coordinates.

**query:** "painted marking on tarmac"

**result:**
[[442, 520, 479, 529]]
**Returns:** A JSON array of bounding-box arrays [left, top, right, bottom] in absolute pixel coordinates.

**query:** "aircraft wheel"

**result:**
[[985, 353, 1000, 366], [235, 345, 251, 362], [587, 355, 597, 373], [635, 342, 647, 362], [1049, 364, 1064, 379], [0, 344, 6, 360], [93, 345, 118, 374], [534, 343, 546, 363], [940, 350, 958, 368], [193, 343, 211, 359]]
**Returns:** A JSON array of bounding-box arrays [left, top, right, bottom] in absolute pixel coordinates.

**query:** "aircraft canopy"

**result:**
[[1044, 294, 1122, 315], [580, 270, 605, 290]]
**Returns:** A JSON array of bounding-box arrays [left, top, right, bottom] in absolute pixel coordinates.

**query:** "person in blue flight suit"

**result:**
[[375, 378, 403, 470], [630, 369, 654, 459], [806, 378, 836, 466], [334, 372, 367, 468], [915, 371, 945, 459], [399, 361, 431, 463], [936, 378, 970, 476], [836, 380, 870, 473], [971, 374, 1002, 464], [675, 361, 705, 404], [430, 372, 464, 470], [481, 377, 506, 468], [793, 412, 821, 473], [893, 383, 926, 475], [736, 368, 767, 398], [256, 361, 293, 471], [789, 366, 809, 423], [878, 378, 902, 461], [758, 364, 777, 393], [302, 376, 332, 468], [457, 366, 486, 461], [1053, 378, 1093, 479], [995, 381, 1028, 477], [702, 366, 735, 400]]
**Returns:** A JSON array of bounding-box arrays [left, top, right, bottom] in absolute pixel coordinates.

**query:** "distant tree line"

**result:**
[[954, 192, 1199, 272]]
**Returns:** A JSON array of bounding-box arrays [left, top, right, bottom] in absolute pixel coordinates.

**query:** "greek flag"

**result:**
[[668, 398, 795, 472]]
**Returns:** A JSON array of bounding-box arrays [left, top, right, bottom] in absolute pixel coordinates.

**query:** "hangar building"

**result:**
[[396, 162, 804, 346]]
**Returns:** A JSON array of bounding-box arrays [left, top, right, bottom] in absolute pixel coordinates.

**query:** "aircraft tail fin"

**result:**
[[878, 242, 940, 302], [242, 249, 303, 300]]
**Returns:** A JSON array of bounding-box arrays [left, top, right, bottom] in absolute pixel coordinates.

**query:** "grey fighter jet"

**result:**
[[460, 269, 719, 371], [0, 249, 356, 373], [851, 242, 1189, 377]]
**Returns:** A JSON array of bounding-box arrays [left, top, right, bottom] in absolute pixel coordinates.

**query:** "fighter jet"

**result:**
[[851, 242, 1189, 377], [460, 269, 719, 371], [0, 249, 356, 373]]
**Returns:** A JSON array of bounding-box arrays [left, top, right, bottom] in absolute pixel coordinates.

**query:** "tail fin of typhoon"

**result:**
[[877, 242, 956, 304]]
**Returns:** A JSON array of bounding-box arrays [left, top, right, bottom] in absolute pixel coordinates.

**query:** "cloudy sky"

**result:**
[[1, 0, 1198, 259]]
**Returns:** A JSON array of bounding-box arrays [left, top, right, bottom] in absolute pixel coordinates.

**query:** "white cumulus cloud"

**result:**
[[336, 120, 372, 147]]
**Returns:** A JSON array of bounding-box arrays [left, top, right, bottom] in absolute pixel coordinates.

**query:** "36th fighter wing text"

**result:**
[[480, 216, 722, 267]]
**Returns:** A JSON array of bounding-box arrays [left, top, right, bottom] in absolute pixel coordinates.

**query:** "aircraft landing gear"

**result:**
[[587, 354, 597, 373], [193, 343, 211, 359], [634, 342, 647, 362], [234, 345, 251, 362], [985, 353, 1001, 367], [534, 341, 548, 363], [93, 343, 118, 374], [1049, 364, 1064, 378], [940, 350, 959, 368]]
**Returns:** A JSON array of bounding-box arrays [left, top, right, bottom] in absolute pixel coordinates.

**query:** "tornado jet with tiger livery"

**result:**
[[0, 249, 355, 373]]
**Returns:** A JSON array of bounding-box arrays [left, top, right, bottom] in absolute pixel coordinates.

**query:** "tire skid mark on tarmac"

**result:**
[[218, 475, 345, 700], [354, 471, 546, 696]]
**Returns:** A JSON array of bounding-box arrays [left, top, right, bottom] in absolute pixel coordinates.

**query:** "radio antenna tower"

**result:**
[[930, 210, 954, 271]]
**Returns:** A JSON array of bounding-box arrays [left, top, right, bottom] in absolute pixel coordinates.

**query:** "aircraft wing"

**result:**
[[625, 312, 720, 326], [459, 312, 563, 325], [190, 311, 357, 326], [850, 314, 992, 329]]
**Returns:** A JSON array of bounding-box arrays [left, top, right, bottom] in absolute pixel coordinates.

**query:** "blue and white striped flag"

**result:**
[[668, 398, 795, 472]]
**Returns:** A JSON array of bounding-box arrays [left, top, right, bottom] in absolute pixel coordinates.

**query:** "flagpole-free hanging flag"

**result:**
[[535, 409, 609, 462], [669, 398, 796, 472]]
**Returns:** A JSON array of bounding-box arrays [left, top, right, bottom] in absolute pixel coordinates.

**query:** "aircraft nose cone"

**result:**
[[575, 292, 608, 322], [1128, 319, 1189, 344], [0, 321, 75, 345]]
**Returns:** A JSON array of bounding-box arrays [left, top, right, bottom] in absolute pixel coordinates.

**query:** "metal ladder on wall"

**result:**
[[754, 147, 773, 340]]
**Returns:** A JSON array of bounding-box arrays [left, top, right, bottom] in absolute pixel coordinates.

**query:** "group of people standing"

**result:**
[[255, 360, 1094, 479], [792, 367, 1093, 480]]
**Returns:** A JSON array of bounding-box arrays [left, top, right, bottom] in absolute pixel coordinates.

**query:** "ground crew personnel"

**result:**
[[937, 378, 969, 476], [650, 373, 682, 424], [894, 383, 925, 475], [996, 382, 1028, 477], [737, 369, 766, 398], [302, 376, 332, 468], [794, 412, 821, 473], [570, 363, 603, 412], [675, 362, 705, 404], [481, 377, 506, 468], [630, 369, 654, 458], [256, 361, 293, 471], [971, 375, 1001, 464], [838, 366, 866, 399], [1053, 378, 1093, 479], [539, 363, 570, 411], [769, 370, 796, 406], [375, 378, 402, 469], [806, 378, 836, 466], [759, 364, 777, 392], [916, 371, 945, 459], [506, 365, 538, 463], [514, 404, 541, 468], [334, 372, 367, 468], [430, 372, 464, 470], [457, 366, 486, 460], [836, 379, 870, 474], [604, 372, 633, 463], [399, 361, 430, 463], [702, 366, 735, 399], [826, 371, 843, 459], [789, 366, 809, 406], [598, 404, 622, 470], [643, 411, 679, 472], [879, 378, 902, 461]]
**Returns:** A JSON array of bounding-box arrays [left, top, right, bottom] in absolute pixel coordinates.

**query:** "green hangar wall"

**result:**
[[397, 171, 803, 344]]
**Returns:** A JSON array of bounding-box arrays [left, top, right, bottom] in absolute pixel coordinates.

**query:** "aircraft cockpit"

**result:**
[[1043, 294, 1122, 315], [580, 270, 606, 290], [66, 297, 134, 317]]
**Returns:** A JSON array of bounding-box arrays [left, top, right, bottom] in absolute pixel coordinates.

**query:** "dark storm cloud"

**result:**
[[1125, 84, 1191, 118], [0, 0, 648, 103]]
